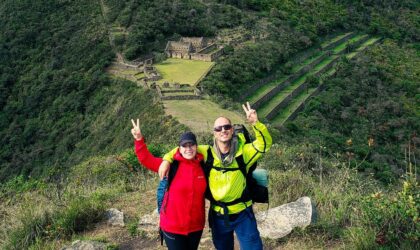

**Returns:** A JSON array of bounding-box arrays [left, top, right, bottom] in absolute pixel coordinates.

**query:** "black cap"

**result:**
[[179, 132, 197, 146]]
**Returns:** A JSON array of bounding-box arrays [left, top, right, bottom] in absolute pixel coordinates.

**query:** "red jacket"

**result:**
[[134, 139, 206, 235]]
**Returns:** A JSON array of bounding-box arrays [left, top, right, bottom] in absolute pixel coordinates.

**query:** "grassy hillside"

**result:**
[[0, 0, 186, 181], [282, 40, 420, 183], [163, 99, 245, 134]]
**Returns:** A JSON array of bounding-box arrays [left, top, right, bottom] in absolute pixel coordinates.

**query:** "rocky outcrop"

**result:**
[[256, 196, 316, 239], [105, 208, 125, 227], [61, 240, 106, 250], [138, 209, 159, 231]]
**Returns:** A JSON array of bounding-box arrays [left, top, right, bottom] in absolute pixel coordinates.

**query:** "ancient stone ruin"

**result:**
[[165, 37, 223, 62]]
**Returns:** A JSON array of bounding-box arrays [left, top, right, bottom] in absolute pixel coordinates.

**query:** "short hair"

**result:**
[[214, 116, 231, 125]]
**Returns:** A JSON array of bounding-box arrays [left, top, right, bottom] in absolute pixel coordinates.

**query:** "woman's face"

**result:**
[[180, 142, 197, 160]]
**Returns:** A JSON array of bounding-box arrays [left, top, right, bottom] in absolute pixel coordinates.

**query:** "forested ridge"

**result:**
[[0, 0, 187, 180], [0, 1, 419, 249]]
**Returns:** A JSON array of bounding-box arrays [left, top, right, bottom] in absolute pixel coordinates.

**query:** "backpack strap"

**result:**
[[159, 160, 179, 245], [167, 160, 179, 189], [205, 147, 254, 226]]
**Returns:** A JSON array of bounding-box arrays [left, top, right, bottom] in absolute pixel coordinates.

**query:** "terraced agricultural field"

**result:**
[[271, 87, 317, 125], [246, 32, 380, 126], [346, 37, 381, 59], [332, 34, 368, 54], [321, 32, 354, 49], [248, 76, 287, 104], [290, 51, 323, 72], [258, 74, 308, 117], [155, 58, 214, 86], [312, 56, 337, 74]]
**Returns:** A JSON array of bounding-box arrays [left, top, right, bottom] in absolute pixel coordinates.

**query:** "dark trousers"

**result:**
[[211, 206, 263, 250], [162, 229, 203, 250]]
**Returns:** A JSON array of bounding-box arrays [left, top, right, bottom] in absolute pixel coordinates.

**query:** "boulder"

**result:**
[[61, 240, 106, 250], [138, 209, 159, 231], [105, 208, 124, 227], [255, 196, 316, 239]]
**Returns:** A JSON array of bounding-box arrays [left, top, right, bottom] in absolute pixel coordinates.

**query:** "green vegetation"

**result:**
[[346, 37, 382, 59], [0, 154, 157, 249], [291, 51, 322, 72], [155, 58, 214, 85], [103, 0, 247, 59], [264, 142, 418, 249], [271, 87, 317, 125], [283, 40, 420, 183], [321, 32, 353, 49], [258, 74, 306, 117], [0, 0, 187, 181], [163, 100, 245, 134], [248, 77, 286, 104], [332, 34, 367, 54], [1, 0, 419, 249]]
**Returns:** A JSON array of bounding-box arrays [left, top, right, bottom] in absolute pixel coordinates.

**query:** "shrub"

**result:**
[[361, 175, 419, 248], [4, 209, 52, 250], [3, 193, 106, 249], [0, 175, 46, 199]]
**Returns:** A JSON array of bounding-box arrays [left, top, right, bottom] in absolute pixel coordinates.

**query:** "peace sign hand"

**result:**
[[242, 101, 258, 125], [131, 119, 143, 141]]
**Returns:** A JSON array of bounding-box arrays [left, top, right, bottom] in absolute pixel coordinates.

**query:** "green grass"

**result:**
[[259, 54, 337, 118], [323, 67, 337, 78], [312, 56, 337, 74], [248, 76, 287, 104], [359, 37, 380, 47], [249, 51, 324, 105], [268, 36, 379, 124], [250, 33, 359, 112], [163, 100, 245, 133], [155, 58, 214, 86], [332, 34, 367, 54], [271, 87, 317, 125], [291, 51, 323, 72], [258, 74, 308, 117], [321, 32, 353, 49], [346, 37, 380, 59]]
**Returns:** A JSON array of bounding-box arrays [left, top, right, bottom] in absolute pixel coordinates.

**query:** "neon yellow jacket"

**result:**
[[163, 121, 272, 214]]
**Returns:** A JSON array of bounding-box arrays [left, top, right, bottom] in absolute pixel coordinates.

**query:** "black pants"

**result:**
[[162, 229, 203, 250]]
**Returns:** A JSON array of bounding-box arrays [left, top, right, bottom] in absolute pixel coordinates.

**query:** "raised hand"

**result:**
[[242, 101, 258, 125], [131, 119, 143, 141]]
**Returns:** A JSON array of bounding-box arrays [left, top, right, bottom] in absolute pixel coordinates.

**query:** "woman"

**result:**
[[130, 119, 206, 250]]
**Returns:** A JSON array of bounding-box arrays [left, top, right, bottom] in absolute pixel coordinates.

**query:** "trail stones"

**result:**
[[105, 208, 125, 227], [255, 196, 316, 239], [61, 240, 106, 250]]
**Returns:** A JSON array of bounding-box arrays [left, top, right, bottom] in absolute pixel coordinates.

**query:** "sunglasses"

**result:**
[[214, 124, 232, 132]]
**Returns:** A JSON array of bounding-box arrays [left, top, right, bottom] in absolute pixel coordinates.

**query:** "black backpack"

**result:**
[[232, 124, 269, 204]]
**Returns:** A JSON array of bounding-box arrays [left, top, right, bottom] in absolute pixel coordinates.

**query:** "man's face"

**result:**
[[213, 117, 233, 143]]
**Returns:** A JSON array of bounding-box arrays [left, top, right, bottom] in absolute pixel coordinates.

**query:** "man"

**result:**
[[160, 102, 272, 250]]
